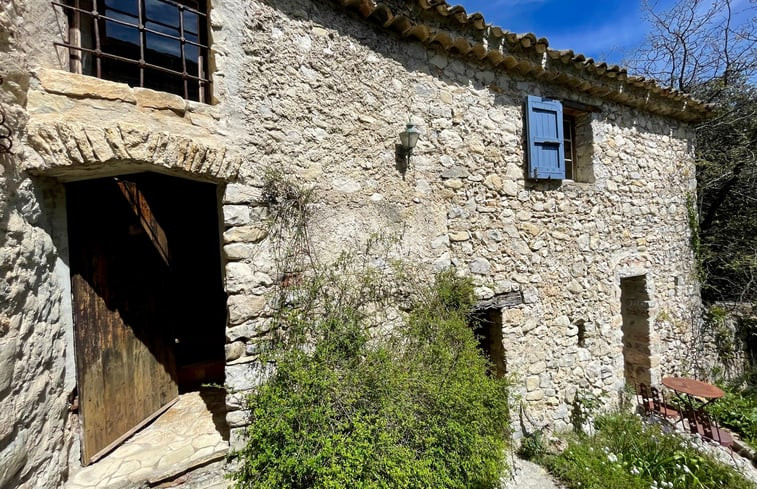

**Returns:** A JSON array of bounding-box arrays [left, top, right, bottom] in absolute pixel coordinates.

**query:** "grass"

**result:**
[[534, 412, 754, 489]]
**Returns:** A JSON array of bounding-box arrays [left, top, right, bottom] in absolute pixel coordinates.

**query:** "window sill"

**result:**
[[560, 179, 595, 186]]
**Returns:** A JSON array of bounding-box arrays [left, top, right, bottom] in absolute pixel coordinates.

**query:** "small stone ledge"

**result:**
[[147, 448, 228, 487], [38, 69, 136, 104], [34, 69, 221, 123], [133, 87, 187, 115], [36, 70, 215, 118], [227, 354, 259, 366], [474, 291, 524, 310]]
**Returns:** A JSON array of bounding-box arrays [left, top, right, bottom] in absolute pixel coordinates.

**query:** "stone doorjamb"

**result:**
[[24, 117, 239, 474], [615, 256, 661, 386]]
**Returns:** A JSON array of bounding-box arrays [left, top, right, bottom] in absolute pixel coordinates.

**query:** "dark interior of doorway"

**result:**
[[67, 172, 226, 392], [471, 308, 507, 379], [620, 275, 652, 386]]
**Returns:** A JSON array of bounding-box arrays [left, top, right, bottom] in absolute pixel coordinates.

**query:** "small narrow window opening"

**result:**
[[575, 319, 586, 347], [470, 308, 507, 379], [620, 275, 652, 386], [53, 0, 211, 102]]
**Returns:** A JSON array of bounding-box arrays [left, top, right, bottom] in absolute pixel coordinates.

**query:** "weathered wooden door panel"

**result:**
[[68, 177, 178, 465]]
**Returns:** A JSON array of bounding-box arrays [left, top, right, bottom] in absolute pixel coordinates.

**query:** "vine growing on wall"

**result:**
[[261, 166, 316, 285], [686, 193, 705, 282]]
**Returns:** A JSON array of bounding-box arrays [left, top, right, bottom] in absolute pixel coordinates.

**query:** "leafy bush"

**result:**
[[518, 430, 546, 460], [706, 389, 757, 447], [230, 263, 511, 489], [542, 412, 753, 489]]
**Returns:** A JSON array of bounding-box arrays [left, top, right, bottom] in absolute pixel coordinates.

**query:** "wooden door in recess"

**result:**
[[67, 177, 178, 465]]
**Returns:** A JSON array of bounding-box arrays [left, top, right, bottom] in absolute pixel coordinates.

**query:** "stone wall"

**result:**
[[0, 2, 73, 487], [703, 302, 756, 381], [0, 0, 706, 485], [220, 0, 703, 437], [0, 1, 244, 486]]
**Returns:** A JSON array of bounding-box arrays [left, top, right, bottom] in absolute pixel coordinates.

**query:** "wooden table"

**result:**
[[661, 377, 725, 400], [661, 376, 732, 448]]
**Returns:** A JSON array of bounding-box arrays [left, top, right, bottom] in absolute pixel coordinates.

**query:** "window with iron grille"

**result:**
[[53, 0, 211, 103]]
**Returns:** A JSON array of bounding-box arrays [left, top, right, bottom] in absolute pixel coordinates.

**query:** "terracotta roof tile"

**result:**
[[331, 0, 712, 121]]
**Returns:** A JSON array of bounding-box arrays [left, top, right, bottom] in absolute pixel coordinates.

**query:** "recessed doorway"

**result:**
[[471, 308, 507, 379], [620, 275, 652, 387], [66, 172, 226, 465]]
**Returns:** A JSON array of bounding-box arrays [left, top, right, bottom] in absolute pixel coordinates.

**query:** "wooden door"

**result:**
[[67, 177, 179, 465]]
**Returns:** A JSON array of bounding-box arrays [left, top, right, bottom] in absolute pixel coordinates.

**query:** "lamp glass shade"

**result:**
[[400, 123, 420, 150]]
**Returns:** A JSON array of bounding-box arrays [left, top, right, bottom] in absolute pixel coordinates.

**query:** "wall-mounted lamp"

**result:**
[[399, 121, 421, 159]]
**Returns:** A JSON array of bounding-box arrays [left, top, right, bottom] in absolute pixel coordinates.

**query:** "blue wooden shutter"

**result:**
[[526, 95, 565, 180]]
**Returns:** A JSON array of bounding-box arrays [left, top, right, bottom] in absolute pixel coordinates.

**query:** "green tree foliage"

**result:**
[[629, 0, 757, 302], [230, 259, 511, 489], [694, 80, 757, 301]]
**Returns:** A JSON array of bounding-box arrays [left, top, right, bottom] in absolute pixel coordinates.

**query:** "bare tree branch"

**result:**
[[629, 1, 757, 302]]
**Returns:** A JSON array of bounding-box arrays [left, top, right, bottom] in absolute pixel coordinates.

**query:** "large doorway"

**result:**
[[66, 172, 226, 465], [620, 275, 652, 386]]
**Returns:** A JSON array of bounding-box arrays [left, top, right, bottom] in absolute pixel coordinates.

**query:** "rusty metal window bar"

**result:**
[[52, 0, 210, 103], [0, 77, 12, 154]]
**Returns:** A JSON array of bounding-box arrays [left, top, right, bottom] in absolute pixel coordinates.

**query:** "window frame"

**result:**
[[53, 0, 211, 103], [525, 95, 596, 182], [563, 114, 577, 181]]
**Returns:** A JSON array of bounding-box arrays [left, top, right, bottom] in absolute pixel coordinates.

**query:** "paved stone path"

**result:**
[[156, 460, 231, 489], [65, 390, 229, 489], [501, 456, 565, 489]]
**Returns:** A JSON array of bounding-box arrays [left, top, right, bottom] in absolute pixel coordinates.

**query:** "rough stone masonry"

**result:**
[[0, 0, 714, 486]]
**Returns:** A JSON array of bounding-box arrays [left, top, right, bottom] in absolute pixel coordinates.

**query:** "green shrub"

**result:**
[[518, 429, 546, 460], [542, 412, 753, 489], [706, 389, 757, 447], [230, 264, 511, 489]]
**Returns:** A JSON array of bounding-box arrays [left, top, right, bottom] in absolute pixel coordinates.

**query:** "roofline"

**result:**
[[331, 0, 713, 122]]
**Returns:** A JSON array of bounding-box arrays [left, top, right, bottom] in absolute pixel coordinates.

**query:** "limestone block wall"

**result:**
[[0, 0, 708, 485], [218, 0, 704, 437], [0, 0, 245, 485], [1, 2, 73, 488]]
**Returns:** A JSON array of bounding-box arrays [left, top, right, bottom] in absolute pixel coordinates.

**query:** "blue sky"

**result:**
[[451, 0, 752, 67]]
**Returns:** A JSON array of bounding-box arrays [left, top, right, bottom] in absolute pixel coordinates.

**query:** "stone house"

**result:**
[[0, 0, 711, 486]]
